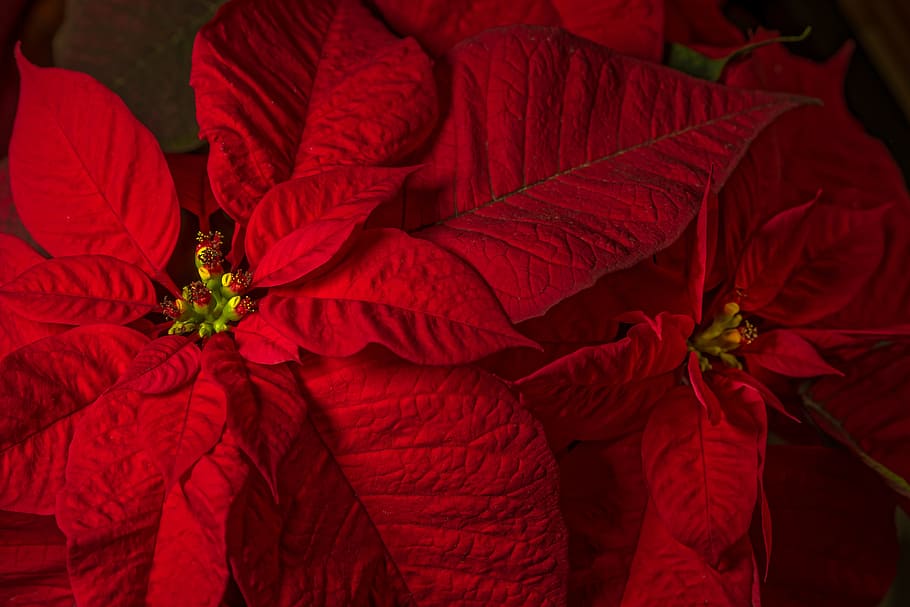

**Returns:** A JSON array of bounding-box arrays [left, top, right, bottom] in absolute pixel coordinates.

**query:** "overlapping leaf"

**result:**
[[642, 382, 765, 565], [0, 233, 64, 358], [202, 335, 307, 498], [136, 350, 226, 488], [515, 313, 692, 450], [9, 50, 179, 288], [0, 510, 72, 606], [232, 313, 300, 366], [0, 325, 147, 514], [57, 389, 247, 607], [405, 26, 805, 321], [622, 504, 757, 606], [230, 352, 567, 606], [0, 254, 156, 325], [262, 228, 537, 365], [192, 0, 435, 221], [745, 202, 888, 326], [244, 166, 413, 267], [116, 335, 201, 394]]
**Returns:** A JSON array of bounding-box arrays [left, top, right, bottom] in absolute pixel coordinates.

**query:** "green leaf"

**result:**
[[667, 27, 812, 82]]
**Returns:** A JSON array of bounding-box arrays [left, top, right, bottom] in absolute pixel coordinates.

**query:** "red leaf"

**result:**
[[372, 0, 665, 60], [262, 229, 537, 365], [0, 510, 72, 606], [0, 325, 147, 514], [743, 329, 842, 378], [166, 153, 218, 232], [9, 50, 179, 288], [622, 502, 757, 606], [760, 446, 898, 607], [405, 27, 805, 321], [0, 232, 43, 281], [515, 313, 692, 450], [202, 334, 307, 499], [230, 352, 567, 606], [0, 254, 156, 325], [245, 166, 412, 267], [642, 384, 765, 565], [57, 390, 246, 607], [233, 313, 300, 366], [192, 0, 435, 221], [136, 355, 227, 488], [116, 335, 202, 394]]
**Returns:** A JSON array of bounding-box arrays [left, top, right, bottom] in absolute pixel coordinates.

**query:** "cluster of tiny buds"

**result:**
[[160, 230, 257, 338], [689, 301, 759, 371]]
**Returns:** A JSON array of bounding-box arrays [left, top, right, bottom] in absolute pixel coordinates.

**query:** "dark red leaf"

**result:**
[[641, 384, 765, 565], [230, 352, 567, 606], [0, 509, 72, 606], [515, 312, 692, 450], [559, 435, 647, 606], [245, 166, 412, 268], [233, 313, 300, 366], [58, 390, 246, 607], [0, 325, 147, 513], [262, 229, 537, 365], [0, 254, 156, 325], [806, 343, 910, 498], [9, 50, 179, 288], [405, 26, 805, 321], [372, 0, 665, 60], [664, 0, 744, 47], [202, 334, 307, 499], [734, 196, 817, 312], [166, 153, 218, 232], [744, 202, 888, 325], [116, 335, 201, 394], [136, 354, 226, 488], [743, 329, 842, 378], [192, 0, 435, 222], [760, 446, 898, 607], [622, 503, 757, 606]]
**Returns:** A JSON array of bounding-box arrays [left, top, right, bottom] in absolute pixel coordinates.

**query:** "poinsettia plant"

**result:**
[[1, 0, 908, 605]]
